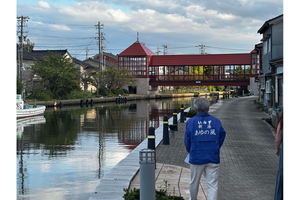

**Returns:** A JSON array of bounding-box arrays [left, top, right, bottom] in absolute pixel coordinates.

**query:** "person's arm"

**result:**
[[219, 123, 226, 148], [275, 123, 282, 156]]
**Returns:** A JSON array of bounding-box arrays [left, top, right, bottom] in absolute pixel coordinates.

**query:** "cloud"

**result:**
[[58, 2, 130, 23], [17, 0, 282, 59], [37, 1, 50, 9], [49, 24, 71, 31]]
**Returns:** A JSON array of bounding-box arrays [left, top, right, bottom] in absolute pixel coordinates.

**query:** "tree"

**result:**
[[104, 66, 135, 93], [215, 86, 225, 91], [31, 52, 80, 99]]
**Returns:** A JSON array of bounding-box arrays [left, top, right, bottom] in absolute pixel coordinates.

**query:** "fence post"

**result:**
[[173, 108, 178, 131], [148, 127, 156, 169], [180, 104, 185, 123], [163, 115, 169, 145]]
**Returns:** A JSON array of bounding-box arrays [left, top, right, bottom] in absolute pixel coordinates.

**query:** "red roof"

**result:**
[[149, 54, 251, 66], [250, 49, 257, 54], [119, 41, 156, 56]]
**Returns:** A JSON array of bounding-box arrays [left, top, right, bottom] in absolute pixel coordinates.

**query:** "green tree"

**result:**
[[31, 52, 80, 99], [104, 66, 135, 93], [207, 86, 214, 92], [215, 86, 225, 91]]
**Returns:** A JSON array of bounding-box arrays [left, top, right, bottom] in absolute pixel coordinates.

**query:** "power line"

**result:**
[[27, 33, 95, 40], [206, 45, 250, 51]]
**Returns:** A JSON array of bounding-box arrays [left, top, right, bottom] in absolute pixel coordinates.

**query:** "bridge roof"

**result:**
[[149, 53, 251, 66], [118, 41, 156, 56]]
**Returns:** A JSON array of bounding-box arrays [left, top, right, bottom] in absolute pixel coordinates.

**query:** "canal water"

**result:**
[[16, 97, 193, 200]]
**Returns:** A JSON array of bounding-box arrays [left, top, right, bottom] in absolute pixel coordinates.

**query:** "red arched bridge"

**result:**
[[118, 41, 259, 87]]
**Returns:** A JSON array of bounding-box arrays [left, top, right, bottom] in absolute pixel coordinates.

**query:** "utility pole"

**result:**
[[156, 47, 161, 55], [17, 16, 29, 81], [198, 43, 206, 54], [95, 21, 104, 93], [86, 49, 89, 59], [162, 45, 167, 55], [95, 22, 104, 71]]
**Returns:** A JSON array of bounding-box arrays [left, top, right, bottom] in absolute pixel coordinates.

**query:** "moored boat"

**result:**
[[16, 94, 46, 119]]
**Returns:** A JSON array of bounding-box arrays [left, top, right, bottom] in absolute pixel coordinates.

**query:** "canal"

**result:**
[[16, 97, 192, 200]]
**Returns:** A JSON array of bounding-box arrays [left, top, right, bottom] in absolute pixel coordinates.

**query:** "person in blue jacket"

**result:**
[[184, 98, 226, 200]]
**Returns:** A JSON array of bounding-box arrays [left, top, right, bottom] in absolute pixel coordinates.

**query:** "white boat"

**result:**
[[16, 94, 46, 119]]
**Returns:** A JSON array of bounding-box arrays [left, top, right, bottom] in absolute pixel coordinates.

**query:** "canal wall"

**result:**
[[26, 92, 229, 108], [26, 93, 200, 108]]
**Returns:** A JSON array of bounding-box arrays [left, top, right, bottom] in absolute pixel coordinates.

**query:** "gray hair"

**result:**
[[194, 98, 210, 112]]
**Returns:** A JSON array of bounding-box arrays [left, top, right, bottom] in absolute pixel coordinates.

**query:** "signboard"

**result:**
[[196, 81, 201, 84]]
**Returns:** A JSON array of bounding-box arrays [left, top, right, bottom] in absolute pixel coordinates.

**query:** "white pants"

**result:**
[[189, 163, 219, 200]]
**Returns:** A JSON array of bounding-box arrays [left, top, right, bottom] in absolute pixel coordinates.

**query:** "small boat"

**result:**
[[16, 94, 46, 119]]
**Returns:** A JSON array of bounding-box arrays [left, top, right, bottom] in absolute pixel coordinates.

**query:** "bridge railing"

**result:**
[[150, 74, 251, 82]]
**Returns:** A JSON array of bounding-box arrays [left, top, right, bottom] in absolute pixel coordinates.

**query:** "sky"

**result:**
[[14, 0, 284, 61]]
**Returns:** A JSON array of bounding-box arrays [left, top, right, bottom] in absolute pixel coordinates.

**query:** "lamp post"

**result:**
[[139, 149, 155, 200]]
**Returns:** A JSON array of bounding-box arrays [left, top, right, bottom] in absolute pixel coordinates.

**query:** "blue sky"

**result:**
[[14, 0, 283, 60]]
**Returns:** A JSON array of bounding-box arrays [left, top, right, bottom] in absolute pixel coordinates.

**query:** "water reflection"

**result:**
[[16, 98, 192, 200]]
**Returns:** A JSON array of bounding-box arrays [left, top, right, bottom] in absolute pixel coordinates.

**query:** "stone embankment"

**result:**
[[25, 93, 199, 108], [26, 92, 230, 108]]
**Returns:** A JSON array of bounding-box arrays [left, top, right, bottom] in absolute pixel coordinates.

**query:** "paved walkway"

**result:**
[[129, 96, 279, 200]]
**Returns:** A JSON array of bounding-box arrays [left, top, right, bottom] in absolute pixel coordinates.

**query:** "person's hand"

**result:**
[[276, 149, 280, 156]]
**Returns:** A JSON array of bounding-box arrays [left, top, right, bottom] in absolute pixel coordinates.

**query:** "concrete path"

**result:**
[[153, 96, 278, 200], [90, 96, 279, 199]]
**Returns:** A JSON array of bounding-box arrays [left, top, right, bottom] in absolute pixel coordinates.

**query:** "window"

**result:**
[[260, 77, 265, 89], [263, 37, 271, 55], [252, 54, 257, 64], [263, 41, 268, 55], [268, 37, 271, 53], [266, 79, 271, 94]]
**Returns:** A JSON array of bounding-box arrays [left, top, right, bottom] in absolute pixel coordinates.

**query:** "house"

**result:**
[[17, 49, 73, 93], [73, 58, 98, 92], [16, 49, 98, 94], [92, 52, 118, 65], [256, 14, 283, 126], [83, 52, 118, 71], [257, 14, 283, 110]]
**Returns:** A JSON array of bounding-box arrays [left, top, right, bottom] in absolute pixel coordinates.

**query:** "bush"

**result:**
[[98, 87, 109, 96], [111, 88, 125, 95], [29, 90, 53, 101], [65, 90, 94, 100], [186, 109, 197, 117], [123, 89, 129, 95], [123, 188, 184, 200]]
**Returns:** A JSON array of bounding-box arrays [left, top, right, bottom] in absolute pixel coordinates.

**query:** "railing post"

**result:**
[[148, 127, 156, 169], [173, 108, 178, 131], [163, 115, 169, 145], [180, 104, 185, 123]]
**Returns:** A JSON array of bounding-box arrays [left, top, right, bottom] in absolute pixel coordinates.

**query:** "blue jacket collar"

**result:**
[[196, 112, 210, 117]]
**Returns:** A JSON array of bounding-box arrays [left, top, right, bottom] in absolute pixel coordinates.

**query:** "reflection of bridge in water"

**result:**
[[118, 41, 259, 94]]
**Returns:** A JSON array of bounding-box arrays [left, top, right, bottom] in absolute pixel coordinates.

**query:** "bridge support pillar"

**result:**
[[135, 78, 159, 95]]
